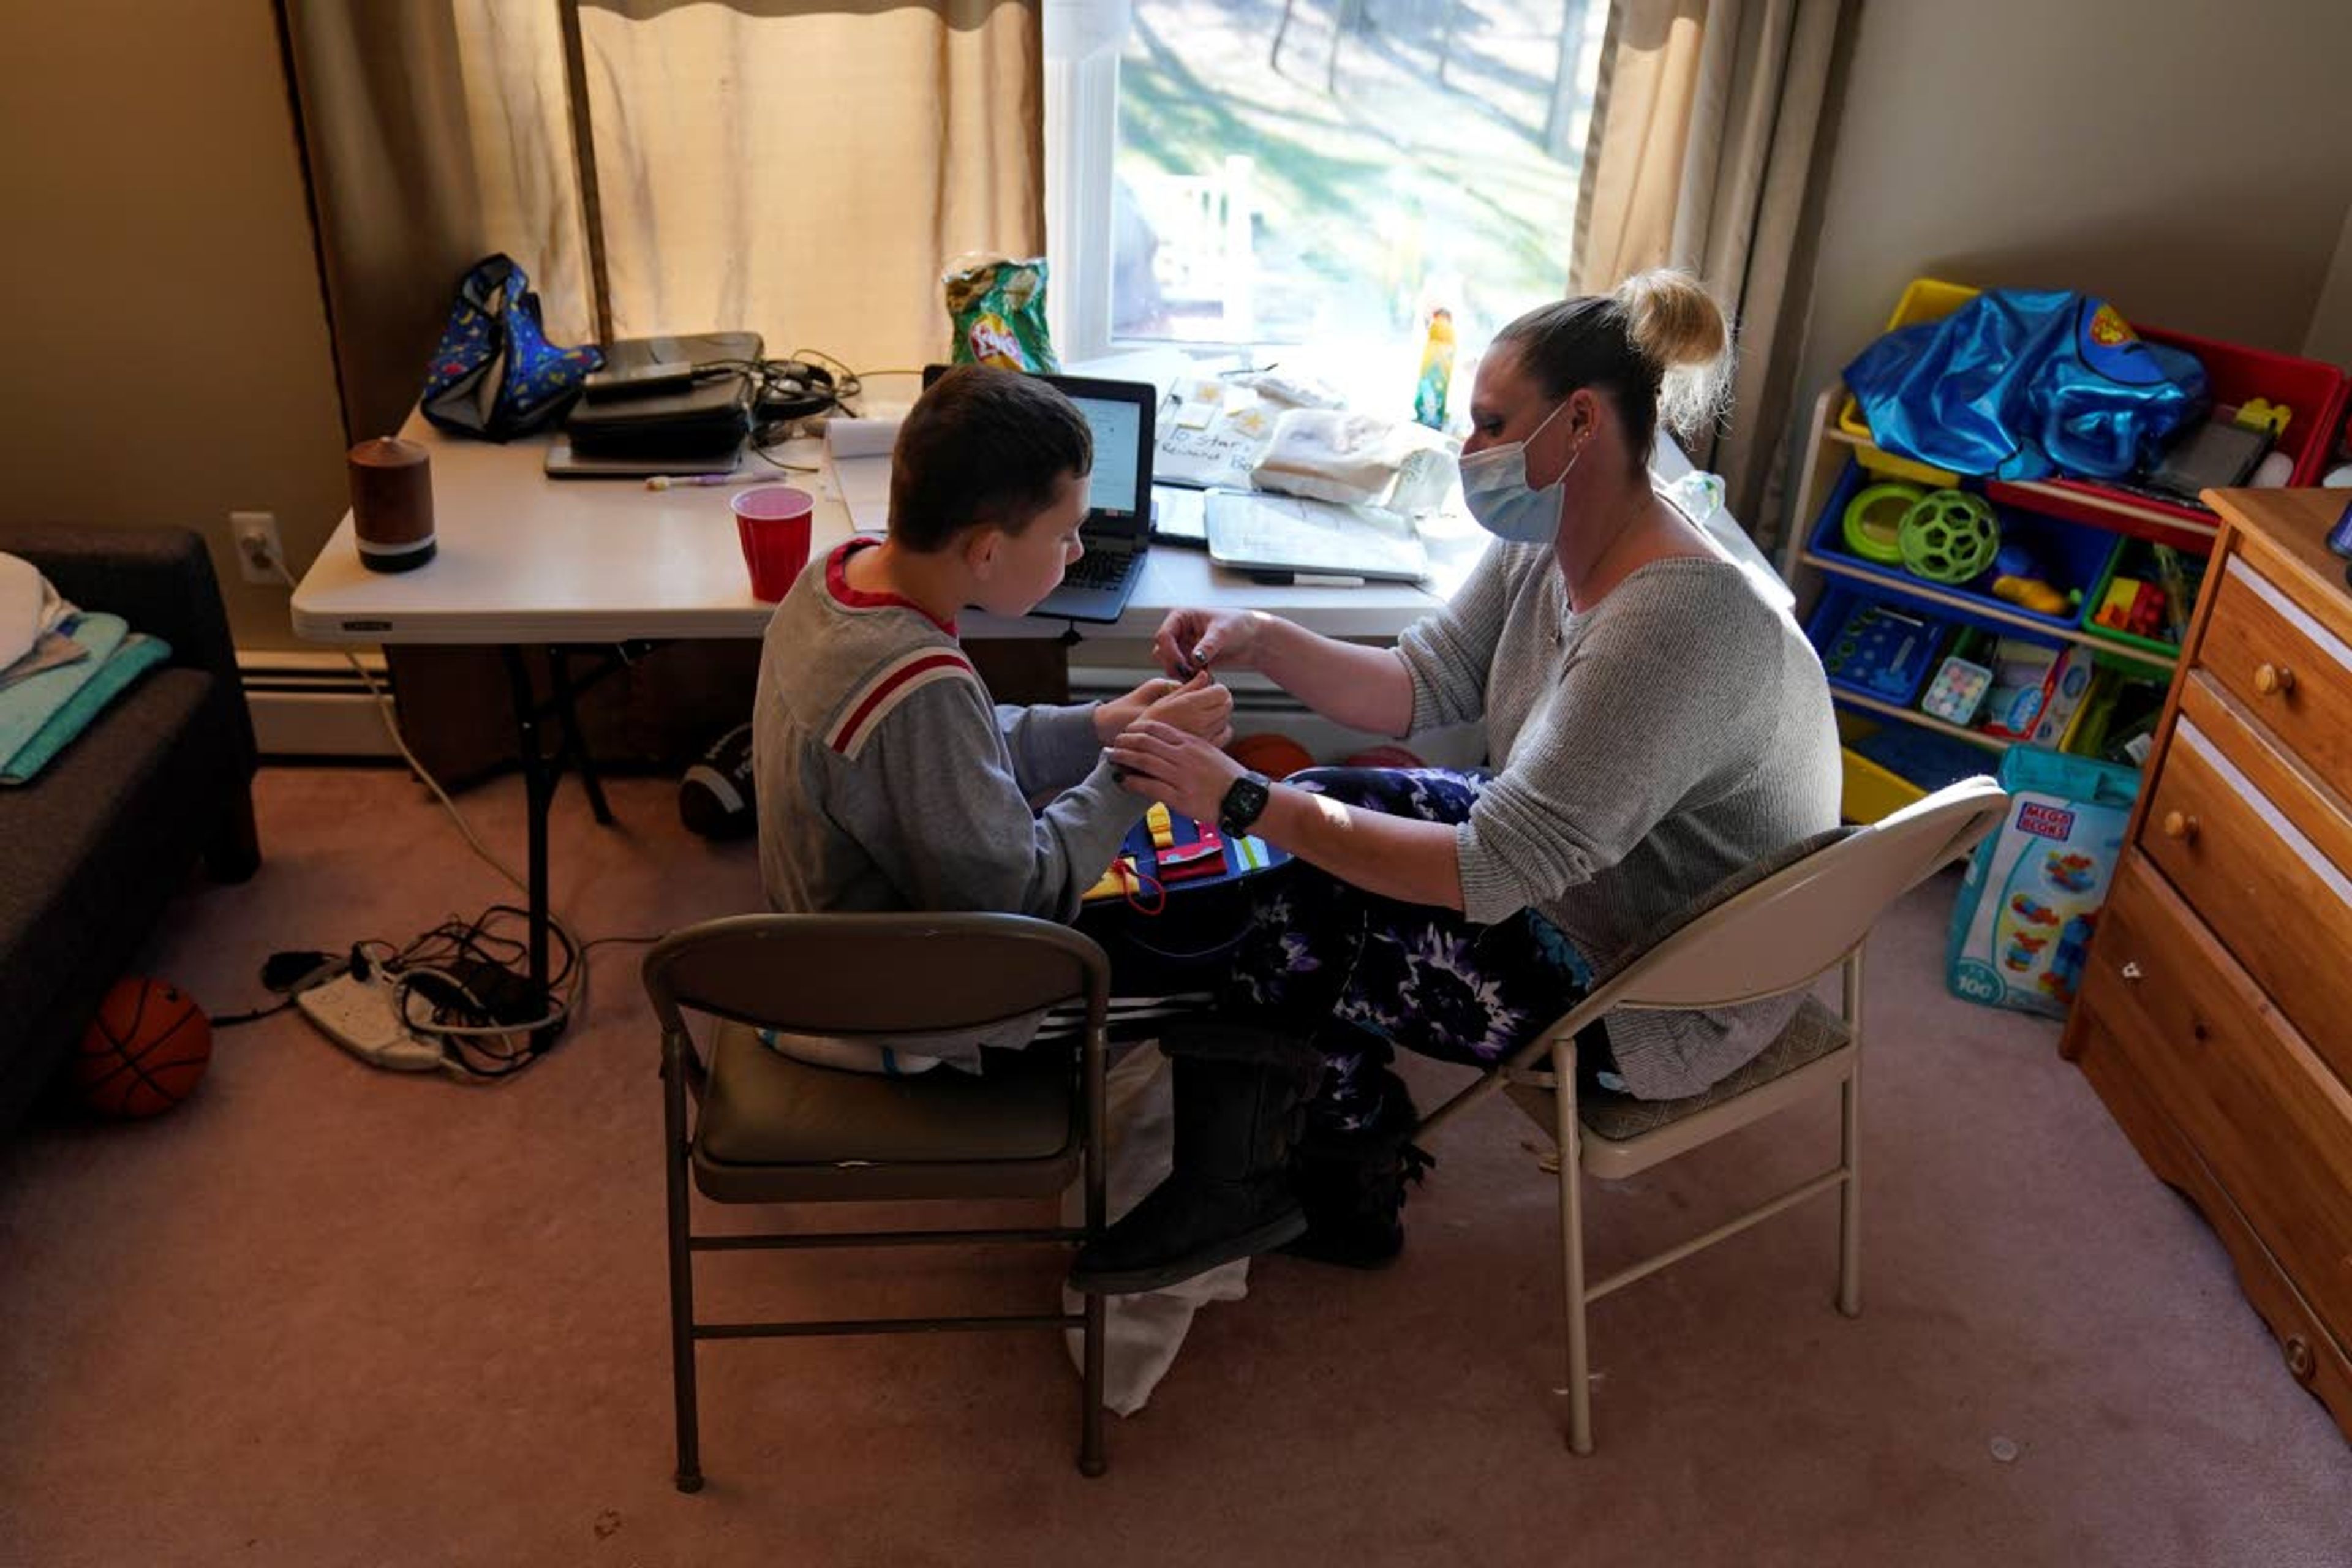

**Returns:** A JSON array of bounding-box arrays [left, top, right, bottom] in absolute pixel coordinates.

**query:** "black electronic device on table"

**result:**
[[556, 332, 760, 473], [919, 364, 1158, 623], [1148, 489, 1208, 549]]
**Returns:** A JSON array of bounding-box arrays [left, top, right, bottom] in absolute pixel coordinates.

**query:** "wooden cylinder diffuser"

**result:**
[[348, 437, 435, 572]]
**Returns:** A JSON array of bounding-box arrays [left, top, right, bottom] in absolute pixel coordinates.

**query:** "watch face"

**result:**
[[1221, 771, 1272, 835]]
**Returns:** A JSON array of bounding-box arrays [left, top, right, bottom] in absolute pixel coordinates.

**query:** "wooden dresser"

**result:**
[[2062, 487, 2352, 1443]]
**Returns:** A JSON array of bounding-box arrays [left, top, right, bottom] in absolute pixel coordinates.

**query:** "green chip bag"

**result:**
[[943, 255, 1060, 373]]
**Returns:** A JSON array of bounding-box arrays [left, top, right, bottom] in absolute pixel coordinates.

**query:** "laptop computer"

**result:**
[[920, 366, 1158, 623], [1204, 489, 1428, 582]]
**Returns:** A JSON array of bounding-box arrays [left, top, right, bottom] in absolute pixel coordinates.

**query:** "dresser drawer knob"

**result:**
[[2120, 960, 2144, 982], [2285, 1335, 2316, 1384], [2162, 810, 2199, 843], [2254, 662, 2295, 697]]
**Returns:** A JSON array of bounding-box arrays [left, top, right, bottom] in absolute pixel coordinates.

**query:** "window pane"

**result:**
[[1112, 0, 1601, 420]]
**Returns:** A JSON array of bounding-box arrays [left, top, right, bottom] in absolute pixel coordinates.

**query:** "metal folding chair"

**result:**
[[643, 912, 1112, 1488], [1414, 779, 2009, 1452]]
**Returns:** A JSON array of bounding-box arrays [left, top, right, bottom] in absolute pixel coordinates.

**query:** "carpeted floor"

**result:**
[[2, 764, 2348, 1567]]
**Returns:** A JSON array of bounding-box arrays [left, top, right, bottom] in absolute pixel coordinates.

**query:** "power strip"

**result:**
[[295, 971, 446, 1073]]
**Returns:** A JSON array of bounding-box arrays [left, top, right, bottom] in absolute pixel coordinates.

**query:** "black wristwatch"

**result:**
[[1217, 770, 1273, 838]]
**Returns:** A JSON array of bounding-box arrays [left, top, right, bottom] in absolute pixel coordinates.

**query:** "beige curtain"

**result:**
[[281, 3, 494, 444], [282, 0, 1044, 440], [1575, 0, 1854, 543]]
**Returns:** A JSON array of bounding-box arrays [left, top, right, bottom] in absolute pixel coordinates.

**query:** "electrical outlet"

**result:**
[[230, 511, 282, 584]]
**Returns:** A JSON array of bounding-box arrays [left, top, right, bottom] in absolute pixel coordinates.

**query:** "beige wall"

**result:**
[[1780, 0, 2352, 541], [0, 2, 348, 650], [2307, 202, 2352, 371]]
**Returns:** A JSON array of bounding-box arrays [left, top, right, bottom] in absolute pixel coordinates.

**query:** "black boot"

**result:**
[[1281, 1067, 1434, 1270], [1068, 1023, 1318, 1296]]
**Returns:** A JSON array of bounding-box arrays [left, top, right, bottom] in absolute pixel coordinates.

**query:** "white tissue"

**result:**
[[824, 417, 903, 461]]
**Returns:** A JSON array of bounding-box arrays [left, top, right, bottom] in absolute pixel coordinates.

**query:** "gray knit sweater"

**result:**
[[1394, 544, 1841, 1098]]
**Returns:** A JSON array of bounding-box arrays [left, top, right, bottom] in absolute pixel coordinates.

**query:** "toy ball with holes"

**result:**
[[1898, 489, 2001, 584], [1841, 481, 1924, 566]]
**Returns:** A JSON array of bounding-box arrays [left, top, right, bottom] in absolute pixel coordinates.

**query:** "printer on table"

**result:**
[[549, 332, 760, 476]]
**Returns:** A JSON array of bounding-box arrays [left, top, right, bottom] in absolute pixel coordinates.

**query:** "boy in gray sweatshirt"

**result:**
[[752, 366, 1229, 1071]]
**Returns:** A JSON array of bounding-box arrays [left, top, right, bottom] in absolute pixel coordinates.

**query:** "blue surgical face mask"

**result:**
[[1458, 398, 1580, 545]]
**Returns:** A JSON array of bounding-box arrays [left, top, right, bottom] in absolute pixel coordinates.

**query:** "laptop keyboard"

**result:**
[[1060, 550, 1136, 591]]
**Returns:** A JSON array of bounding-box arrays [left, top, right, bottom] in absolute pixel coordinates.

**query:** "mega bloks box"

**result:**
[[1946, 747, 2141, 1019]]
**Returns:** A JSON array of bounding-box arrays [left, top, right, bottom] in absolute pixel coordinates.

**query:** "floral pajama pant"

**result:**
[[1220, 767, 1616, 1131]]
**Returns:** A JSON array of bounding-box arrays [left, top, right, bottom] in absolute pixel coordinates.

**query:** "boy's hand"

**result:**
[[1096, 670, 1230, 745], [1153, 608, 1268, 678], [1106, 720, 1249, 826], [1095, 675, 1183, 744], [1137, 669, 1233, 745]]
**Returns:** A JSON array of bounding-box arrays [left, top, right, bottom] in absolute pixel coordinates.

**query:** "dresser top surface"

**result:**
[[2204, 489, 2352, 611]]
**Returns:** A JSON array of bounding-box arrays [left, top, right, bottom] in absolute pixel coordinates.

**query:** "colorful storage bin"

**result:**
[[1805, 585, 1957, 708], [1806, 459, 2113, 633]]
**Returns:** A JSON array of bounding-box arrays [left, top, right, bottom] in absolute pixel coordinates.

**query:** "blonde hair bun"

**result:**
[[1614, 269, 1734, 439]]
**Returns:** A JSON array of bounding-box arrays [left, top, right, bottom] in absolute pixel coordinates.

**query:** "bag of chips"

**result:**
[[943, 255, 1059, 373]]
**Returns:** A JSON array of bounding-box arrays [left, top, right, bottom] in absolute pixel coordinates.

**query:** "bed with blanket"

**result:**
[[0, 526, 258, 1137]]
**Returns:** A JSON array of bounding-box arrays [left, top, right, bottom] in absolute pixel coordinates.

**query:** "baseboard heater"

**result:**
[[244, 654, 1482, 767], [237, 649, 399, 758]]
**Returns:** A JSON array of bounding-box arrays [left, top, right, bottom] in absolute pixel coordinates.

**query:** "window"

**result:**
[[1047, 0, 1605, 426]]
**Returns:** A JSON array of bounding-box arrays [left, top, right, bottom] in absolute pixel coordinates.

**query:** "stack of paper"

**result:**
[[825, 417, 900, 534]]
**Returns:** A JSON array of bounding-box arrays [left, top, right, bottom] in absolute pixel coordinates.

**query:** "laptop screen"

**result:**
[[1061, 391, 1144, 524], [1036, 374, 1155, 545], [921, 365, 1156, 543]]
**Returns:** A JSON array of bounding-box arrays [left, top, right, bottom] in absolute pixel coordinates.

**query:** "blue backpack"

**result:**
[[420, 254, 603, 441]]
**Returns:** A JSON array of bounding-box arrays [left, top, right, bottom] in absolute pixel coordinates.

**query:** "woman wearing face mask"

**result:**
[[1068, 270, 1841, 1298]]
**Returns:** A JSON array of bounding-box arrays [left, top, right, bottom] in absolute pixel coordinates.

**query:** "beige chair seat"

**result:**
[[1510, 995, 1852, 1147], [694, 1022, 1079, 1201]]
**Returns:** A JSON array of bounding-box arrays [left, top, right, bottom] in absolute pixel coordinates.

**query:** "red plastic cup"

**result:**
[[732, 485, 814, 601]]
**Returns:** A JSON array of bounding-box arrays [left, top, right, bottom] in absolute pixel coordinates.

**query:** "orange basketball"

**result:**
[[1226, 732, 1317, 781], [76, 976, 212, 1118]]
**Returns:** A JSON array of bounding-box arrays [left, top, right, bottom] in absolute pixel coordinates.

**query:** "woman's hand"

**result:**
[[1153, 607, 1271, 677], [1105, 718, 1248, 825]]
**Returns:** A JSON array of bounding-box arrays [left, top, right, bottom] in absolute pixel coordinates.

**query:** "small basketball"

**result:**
[[1342, 744, 1426, 771], [1227, 732, 1317, 780], [76, 976, 212, 1118]]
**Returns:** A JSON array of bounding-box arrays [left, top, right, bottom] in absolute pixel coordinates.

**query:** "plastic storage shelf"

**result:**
[[1804, 459, 2113, 631], [1798, 459, 2176, 670]]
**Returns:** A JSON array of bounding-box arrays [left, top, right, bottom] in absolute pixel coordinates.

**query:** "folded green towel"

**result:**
[[0, 612, 124, 759], [0, 618, 172, 785]]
